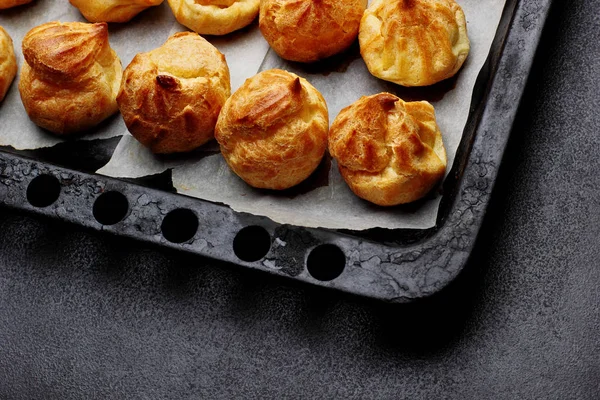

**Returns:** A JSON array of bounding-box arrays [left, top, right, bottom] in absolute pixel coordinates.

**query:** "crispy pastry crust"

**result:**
[[0, 0, 32, 10], [0, 26, 17, 102], [18, 22, 122, 135], [329, 93, 447, 205], [359, 0, 470, 87], [215, 69, 329, 190], [69, 0, 164, 23], [259, 0, 367, 63], [117, 32, 231, 153], [167, 0, 260, 35]]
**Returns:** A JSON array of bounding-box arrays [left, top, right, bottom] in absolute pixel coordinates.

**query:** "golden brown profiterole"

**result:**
[[360, 0, 470, 87], [0, 0, 32, 10], [117, 32, 231, 153], [329, 93, 447, 205], [167, 0, 260, 35], [259, 0, 367, 63], [18, 22, 122, 135], [215, 69, 329, 190], [0, 26, 17, 102], [69, 0, 164, 23]]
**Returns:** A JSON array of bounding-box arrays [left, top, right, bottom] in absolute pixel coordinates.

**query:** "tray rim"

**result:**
[[0, 0, 554, 302]]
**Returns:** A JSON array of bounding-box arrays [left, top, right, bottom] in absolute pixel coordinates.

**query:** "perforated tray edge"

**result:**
[[0, 0, 553, 302]]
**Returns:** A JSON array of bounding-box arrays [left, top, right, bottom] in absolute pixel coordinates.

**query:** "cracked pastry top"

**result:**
[[69, 0, 164, 23], [359, 0, 470, 87], [18, 22, 122, 135], [167, 0, 260, 35], [117, 32, 231, 154], [0, 26, 17, 102], [329, 93, 447, 206], [259, 0, 367, 63], [215, 69, 328, 190]]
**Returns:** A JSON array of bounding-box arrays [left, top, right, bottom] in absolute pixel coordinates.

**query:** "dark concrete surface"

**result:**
[[0, 1, 599, 398]]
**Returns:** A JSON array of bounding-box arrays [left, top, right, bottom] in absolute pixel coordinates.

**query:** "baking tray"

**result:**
[[0, 0, 553, 302]]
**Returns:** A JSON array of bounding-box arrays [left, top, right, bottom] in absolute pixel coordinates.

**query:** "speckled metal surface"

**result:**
[[0, 0, 551, 302], [0, 0, 550, 302], [0, 0, 599, 396]]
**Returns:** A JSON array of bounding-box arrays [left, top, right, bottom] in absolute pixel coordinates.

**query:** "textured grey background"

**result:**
[[0, 0, 599, 398]]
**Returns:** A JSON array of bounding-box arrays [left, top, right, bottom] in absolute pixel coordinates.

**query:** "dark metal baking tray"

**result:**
[[0, 0, 552, 302]]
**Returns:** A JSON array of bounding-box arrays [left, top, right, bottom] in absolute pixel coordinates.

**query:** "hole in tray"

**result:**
[[307, 244, 346, 282], [26, 174, 61, 208], [161, 209, 198, 244], [233, 226, 271, 262], [93, 191, 129, 226]]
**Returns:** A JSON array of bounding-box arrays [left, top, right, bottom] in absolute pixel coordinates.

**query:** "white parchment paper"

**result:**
[[5, 0, 506, 230]]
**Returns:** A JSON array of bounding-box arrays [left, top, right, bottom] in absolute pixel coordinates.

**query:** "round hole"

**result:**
[[93, 191, 129, 226], [161, 209, 199, 244], [233, 226, 271, 262], [26, 174, 61, 208], [306, 244, 346, 282]]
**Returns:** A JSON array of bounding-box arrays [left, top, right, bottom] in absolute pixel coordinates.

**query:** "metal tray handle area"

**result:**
[[0, 0, 552, 302]]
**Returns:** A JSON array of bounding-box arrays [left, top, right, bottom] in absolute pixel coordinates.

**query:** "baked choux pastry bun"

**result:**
[[259, 0, 367, 63], [69, 0, 164, 23], [117, 32, 231, 154], [0, 0, 32, 10], [359, 0, 470, 87], [18, 22, 122, 135], [329, 93, 447, 206], [215, 69, 328, 190], [0, 26, 17, 102], [167, 0, 260, 36]]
